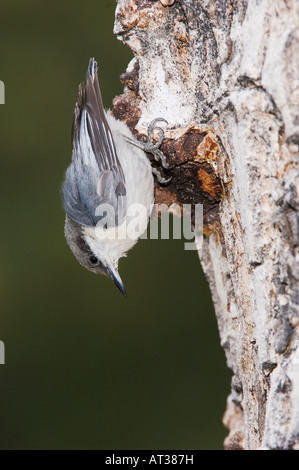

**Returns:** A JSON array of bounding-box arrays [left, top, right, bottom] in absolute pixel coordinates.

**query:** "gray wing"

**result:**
[[63, 58, 126, 228]]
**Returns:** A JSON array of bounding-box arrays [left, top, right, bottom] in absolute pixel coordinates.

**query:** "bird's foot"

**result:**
[[125, 118, 172, 184]]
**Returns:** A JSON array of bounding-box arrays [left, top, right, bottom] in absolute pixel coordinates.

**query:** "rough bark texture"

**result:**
[[113, 0, 299, 450]]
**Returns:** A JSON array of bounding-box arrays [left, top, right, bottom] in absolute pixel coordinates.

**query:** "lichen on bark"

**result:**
[[112, 0, 299, 450]]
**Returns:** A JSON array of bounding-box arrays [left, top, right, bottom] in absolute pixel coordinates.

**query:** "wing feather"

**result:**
[[64, 58, 127, 228]]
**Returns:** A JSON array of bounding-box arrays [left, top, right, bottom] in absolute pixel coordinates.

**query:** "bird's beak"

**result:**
[[107, 266, 127, 297]]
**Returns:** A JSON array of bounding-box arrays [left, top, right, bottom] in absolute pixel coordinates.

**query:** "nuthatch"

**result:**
[[62, 58, 170, 296]]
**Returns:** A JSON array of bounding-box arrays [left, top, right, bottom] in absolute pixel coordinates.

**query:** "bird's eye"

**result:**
[[89, 255, 99, 265]]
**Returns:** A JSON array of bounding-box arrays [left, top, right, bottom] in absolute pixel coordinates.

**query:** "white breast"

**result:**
[[83, 112, 154, 268]]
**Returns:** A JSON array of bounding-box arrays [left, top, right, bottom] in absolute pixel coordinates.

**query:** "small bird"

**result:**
[[62, 58, 169, 296]]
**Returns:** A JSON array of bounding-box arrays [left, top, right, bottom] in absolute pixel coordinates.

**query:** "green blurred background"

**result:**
[[0, 0, 230, 450]]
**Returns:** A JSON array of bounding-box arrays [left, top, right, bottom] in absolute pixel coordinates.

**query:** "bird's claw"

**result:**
[[124, 118, 172, 184]]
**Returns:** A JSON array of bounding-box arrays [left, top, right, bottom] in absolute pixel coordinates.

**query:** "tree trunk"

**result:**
[[112, 0, 299, 450]]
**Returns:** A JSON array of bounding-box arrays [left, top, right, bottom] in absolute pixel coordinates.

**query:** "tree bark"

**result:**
[[112, 0, 299, 450]]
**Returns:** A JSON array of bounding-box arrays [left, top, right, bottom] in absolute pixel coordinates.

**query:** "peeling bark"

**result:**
[[112, 0, 299, 449]]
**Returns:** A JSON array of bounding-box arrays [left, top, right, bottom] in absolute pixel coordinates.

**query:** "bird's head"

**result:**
[[64, 215, 127, 296]]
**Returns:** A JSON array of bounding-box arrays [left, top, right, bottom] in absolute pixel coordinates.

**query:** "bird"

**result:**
[[62, 58, 170, 296]]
